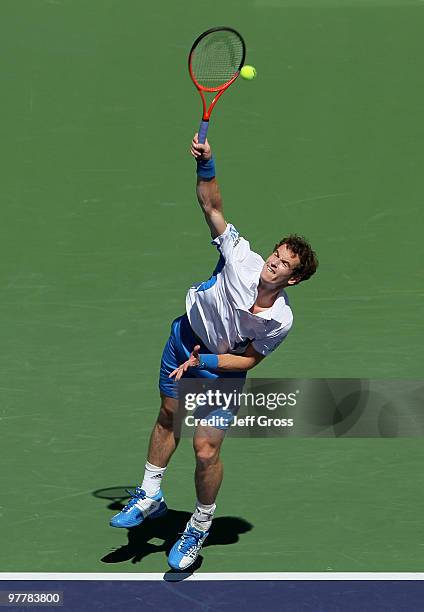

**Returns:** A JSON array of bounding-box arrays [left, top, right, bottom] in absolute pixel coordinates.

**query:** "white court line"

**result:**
[[0, 573, 424, 581]]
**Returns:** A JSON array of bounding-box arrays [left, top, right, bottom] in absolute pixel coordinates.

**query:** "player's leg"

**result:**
[[145, 393, 180, 468], [109, 394, 179, 528], [168, 425, 225, 570], [191, 378, 244, 511], [168, 374, 245, 569], [139, 315, 192, 493], [110, 317, 185, 529], [193, 425, 225, 507]]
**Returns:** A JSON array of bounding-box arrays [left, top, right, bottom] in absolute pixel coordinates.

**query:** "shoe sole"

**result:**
[[168, 555, 197, 571], [168, 537, 207, 570], [110, 503, 168, 528]]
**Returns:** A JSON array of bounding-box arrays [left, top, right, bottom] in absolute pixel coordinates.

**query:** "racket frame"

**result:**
[[188, 26, 246, 143]]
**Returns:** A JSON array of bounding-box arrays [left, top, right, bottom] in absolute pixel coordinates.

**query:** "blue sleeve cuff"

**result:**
[[197, 157, 215, 179], [198, 353, 219, 371]]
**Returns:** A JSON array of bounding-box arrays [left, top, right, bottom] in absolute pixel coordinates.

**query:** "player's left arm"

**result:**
[[169, 343, 264, 381], [215, 343, 265, 371]]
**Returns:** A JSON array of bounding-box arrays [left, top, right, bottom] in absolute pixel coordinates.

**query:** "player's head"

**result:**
[[260, 235, 318, 288]]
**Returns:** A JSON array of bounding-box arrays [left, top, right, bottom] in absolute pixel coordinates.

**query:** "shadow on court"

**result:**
[[94, 487, 253, 571]]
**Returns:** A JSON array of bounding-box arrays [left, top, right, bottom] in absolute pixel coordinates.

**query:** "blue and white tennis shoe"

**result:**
[[168, 521, 209, 570], [109, 487, 167, 528]]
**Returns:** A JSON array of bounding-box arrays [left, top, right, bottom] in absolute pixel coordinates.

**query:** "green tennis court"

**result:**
[[1, 0, 423, 573]]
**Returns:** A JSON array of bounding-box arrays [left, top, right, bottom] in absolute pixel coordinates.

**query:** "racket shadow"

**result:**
[[95, 487, 253, 567]]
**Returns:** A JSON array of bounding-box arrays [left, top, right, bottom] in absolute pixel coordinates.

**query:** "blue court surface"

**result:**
[[1, 577, 424, 611]]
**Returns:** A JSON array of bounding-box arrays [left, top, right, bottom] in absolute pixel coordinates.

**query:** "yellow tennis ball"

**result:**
[[240, 65, 257, 80]]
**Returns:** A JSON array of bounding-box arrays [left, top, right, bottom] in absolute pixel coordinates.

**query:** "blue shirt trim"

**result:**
[[196, 254, 225, 292]]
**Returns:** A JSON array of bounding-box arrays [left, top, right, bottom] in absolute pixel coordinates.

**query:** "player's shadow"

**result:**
[[94, 487, 253, 571]]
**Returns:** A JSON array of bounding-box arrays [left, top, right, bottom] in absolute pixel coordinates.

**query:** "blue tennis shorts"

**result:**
[[159, 314, 246, 401]]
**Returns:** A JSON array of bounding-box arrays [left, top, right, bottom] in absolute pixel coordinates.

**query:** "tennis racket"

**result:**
[[188, 27, 246, 144]]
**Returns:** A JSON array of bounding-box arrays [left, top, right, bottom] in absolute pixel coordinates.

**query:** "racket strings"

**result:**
[[191, 31, 244, 88]]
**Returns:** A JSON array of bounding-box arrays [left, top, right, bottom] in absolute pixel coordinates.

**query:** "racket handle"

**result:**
[[198, 120, 209, 144]]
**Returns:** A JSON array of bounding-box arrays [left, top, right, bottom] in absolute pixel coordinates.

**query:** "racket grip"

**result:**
[[198, 120, 209, 144]]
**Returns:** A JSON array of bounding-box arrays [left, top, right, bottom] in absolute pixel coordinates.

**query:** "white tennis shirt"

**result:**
[[186, 223, 293, 356]]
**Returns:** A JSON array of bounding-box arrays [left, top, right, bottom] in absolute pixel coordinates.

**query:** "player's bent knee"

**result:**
[[156, 410, 173, 430], [193, 438, 221, 467], [156, 395, 179, 430]]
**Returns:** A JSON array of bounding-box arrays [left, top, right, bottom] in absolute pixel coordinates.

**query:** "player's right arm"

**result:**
[[190, 133, 227, 239]]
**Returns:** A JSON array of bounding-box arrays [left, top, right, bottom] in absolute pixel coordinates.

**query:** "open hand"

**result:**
[[169, 345, 201, 381]]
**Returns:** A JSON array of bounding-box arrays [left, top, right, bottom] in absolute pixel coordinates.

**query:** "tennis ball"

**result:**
[[240, 65, 257, 80]]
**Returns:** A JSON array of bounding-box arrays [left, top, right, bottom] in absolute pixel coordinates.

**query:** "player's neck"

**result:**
[[255, 282, 283, 309]]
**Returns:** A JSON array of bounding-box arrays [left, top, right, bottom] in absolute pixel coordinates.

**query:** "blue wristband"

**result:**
[[197, 156, 215, 180], [198, 353, 219, 371]]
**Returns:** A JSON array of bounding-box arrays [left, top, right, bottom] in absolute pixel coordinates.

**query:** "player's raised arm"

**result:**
[[190, 133, 227, 239]]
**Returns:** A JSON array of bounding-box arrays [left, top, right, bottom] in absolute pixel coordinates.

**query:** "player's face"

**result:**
[[261, 244, 301, 287]]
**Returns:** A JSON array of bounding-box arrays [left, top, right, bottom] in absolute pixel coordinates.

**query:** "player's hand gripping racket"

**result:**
[[189, 27, 246, 144]]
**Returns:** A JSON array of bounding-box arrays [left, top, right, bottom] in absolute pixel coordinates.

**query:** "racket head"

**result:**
[[189, 26, 246, 93]]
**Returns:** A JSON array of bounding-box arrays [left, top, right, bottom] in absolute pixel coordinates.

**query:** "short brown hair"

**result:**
[[274, 234, 318, 284]]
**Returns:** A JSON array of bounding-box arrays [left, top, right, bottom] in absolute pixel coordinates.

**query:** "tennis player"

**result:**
[[110, 134, 318, 570]]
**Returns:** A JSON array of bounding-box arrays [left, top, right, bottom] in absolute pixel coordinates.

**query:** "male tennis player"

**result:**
[[110, 134, 318, 570]]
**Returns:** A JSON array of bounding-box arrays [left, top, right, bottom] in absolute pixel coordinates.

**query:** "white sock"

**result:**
[[190, 500, 216, 532], [141, 461, 166, 497]]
